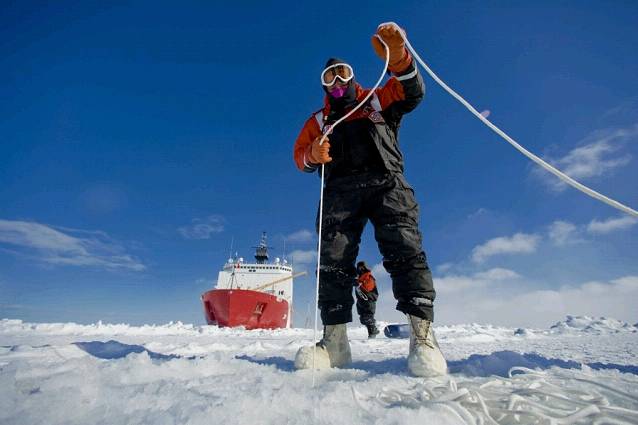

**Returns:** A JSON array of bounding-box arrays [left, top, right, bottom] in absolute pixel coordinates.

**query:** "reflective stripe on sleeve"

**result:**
[[370, 93, 382, 112], [314, 111, 324, 129], [396, 68, 418, 81]]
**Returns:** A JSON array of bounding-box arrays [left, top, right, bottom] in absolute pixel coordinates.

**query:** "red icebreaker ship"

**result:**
[[201, 233, 302, 330]]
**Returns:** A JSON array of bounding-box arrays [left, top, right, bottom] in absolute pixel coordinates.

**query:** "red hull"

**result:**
[[201, 289, 289, 329]]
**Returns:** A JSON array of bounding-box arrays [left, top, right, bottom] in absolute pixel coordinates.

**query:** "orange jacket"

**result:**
[[357, 271, 376, 292], [293, 70, 418, 172]]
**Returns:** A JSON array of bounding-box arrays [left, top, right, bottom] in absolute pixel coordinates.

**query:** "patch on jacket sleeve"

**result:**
[[368, 109, 385, 124]]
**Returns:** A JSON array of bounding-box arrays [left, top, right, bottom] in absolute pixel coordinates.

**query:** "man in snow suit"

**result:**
[[355, 261, 380, 338], [293, 24, 446, 376]]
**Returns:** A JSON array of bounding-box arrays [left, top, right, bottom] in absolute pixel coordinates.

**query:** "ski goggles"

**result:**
[[320, 63, 354, 87]]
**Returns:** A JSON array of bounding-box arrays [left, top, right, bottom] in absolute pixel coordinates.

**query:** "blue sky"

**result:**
[[1, 1, 637, 328]]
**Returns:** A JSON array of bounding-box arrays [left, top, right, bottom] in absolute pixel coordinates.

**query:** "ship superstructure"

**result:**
[[201, 233, 300, 329]]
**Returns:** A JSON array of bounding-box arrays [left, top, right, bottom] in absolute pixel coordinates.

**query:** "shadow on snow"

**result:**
[[74, 340, 182, 360], [71, 341, 638, 376], [237, 350, 638, 377], [447, 351, 638, 377], [235, 355, 297, 371]]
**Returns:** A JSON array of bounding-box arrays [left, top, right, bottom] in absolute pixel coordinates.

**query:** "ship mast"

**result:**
[[254, 232, 269, 264]]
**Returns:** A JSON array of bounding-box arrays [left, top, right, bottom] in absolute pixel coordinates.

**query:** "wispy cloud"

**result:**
[[285, 229, 314, 243], [601, 101, 638, 122], [534, 125, 637, 192], [289, 249, 317, 265], [547, 220, 581, 246], [0, 219, 145, 271], [467, 208, 489, 219], [178, 215, 224, 239], [471, 233, 540, 263], [587, 215, 638, 234], [542, 216, 634, 245]]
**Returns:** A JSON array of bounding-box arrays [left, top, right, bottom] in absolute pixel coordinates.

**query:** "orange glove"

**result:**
[[371, 23, 411, 73], [307, 135, 332, 164]]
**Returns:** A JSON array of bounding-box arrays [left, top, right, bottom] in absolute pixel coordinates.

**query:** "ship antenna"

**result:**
[[228, 236, 234, 261], [229, 258, 237, 290], [283, 239, 287, 262]]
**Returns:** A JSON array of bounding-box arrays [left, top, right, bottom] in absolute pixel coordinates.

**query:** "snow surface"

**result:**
[[1, 316, 637, 424]]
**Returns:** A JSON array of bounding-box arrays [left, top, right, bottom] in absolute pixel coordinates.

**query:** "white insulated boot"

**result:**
[[407, 315, 447, 377], [294, 324, 352, 370]]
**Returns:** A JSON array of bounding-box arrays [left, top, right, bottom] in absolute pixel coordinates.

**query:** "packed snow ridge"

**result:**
[[3, 314, 634, 338], [1, 315, 637, 424], [549, 315, 637, 334]]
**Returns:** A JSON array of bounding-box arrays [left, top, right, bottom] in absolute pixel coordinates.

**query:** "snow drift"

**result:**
[[1, 316, 637, 424]]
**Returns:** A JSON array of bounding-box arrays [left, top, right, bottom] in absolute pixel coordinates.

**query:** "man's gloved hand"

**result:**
[[355, 286, 368, 301], [371, 23, 411, 73], [307, 135, 332, 164]]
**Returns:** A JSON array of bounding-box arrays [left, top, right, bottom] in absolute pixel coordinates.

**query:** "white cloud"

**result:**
[[471, 233, 540, 263], [369, 262, 400, 323], [366, 215, 638, 328], [473, 268, 520, 281], [0, 219, 145, 271], [610, 275, 638, 292], [560, 140, 630, 178], [436, 268, 520, 294], [289, 249, 317, 265], [587, 215, 638, 234], [534, 125, 637, 192], [435, 274, 478, 294], [436, 262, 454, 274], [547, 220, 580, 245], [371, 262, 388, 278], [178, 215, 224, 239], [436, 275, 638, 328], [285, 229, 314, 243], [373, 264, 521, 323], [375, 264, 638, 327]]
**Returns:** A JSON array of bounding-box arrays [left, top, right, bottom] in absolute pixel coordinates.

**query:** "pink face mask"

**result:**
[[329, 85, 348, 98]]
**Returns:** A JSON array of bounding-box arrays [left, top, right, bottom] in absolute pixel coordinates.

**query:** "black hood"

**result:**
[[356, 261, 371, 274], [323, 57, 357, 113], [324, 57, 347, 69]]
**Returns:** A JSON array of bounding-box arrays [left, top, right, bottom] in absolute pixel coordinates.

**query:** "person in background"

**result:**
[[355, 261, 380, 338]]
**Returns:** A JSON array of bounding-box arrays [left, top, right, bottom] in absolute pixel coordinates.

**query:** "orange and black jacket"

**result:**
[[293, 59, 424, 182], [356, 271, 379, 302], [357, 271, 377, 292]]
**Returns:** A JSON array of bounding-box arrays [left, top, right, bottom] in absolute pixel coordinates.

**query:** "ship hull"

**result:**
[[201, 289, 290, 329]]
